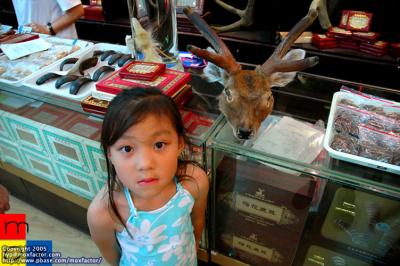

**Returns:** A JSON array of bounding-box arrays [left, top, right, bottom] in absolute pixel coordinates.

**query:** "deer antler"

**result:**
[[212, 0, 256, 33], [309, 0, 340, 30], [260, 10, 319, 76], [184, 7, 241, 74], [184, 7, 319, 140]]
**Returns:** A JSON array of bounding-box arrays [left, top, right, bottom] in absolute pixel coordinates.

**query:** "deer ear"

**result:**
[[269, 49, 305, 87]]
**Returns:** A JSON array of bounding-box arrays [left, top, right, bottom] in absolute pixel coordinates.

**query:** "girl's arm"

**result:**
[[187, 165, 209, 248], [87, 190, 121, 266]]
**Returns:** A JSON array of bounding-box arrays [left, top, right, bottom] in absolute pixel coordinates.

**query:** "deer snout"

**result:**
[[237, 127, 253, 139]]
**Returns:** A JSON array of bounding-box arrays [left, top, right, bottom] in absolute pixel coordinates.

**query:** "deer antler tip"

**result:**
[[186, 44, 193, 51]]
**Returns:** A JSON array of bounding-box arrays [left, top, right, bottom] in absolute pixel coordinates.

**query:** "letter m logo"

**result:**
[[0, 214, 28, 240]]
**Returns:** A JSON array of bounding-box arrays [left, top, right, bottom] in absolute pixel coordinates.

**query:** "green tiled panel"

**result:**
[[4, 113, 49, 156], [43, 127, 91, 173], [20, 147, 62, 186], [56, 163, 96, 200], [0, 138, 28, 170]]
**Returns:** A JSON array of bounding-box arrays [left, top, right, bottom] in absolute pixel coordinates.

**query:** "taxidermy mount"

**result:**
[[184, 7, 319, 139]]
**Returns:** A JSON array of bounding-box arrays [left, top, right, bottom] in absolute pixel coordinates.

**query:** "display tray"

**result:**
[[323, 90, 400, 174], [0, 35, 92, 86], [22, 43, 132, 101]]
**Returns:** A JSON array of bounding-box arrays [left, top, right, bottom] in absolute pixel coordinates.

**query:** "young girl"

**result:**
[[87, 88, 209, 266]]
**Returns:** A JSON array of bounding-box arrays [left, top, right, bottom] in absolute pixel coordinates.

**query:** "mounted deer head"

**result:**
[[184, 7, 319, 139]]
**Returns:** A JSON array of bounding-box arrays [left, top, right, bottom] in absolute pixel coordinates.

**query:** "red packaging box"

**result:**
[[80, 96, 109, 116], [360, 48, 386, 57], [83, 5, 105, 22], [359, 40, 388, 51], [312, 34, 337, 43], [339, 10, 350, 29], [119, 61, 166, 81], [96, 68, 191, 97], [312, 42, 338, 50], [181, 110, 214, 137], [346, 10, 373, 32], [351, 31, 380, 42], [327, 27, 352, 38]]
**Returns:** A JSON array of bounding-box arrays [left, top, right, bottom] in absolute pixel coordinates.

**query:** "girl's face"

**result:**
[[108, 114, 184, 200]]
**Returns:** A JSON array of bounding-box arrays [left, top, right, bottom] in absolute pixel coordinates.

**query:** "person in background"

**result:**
[[87, 88, 209, 265], [12, 0, 84, 39], [0, 184, 10, 213]]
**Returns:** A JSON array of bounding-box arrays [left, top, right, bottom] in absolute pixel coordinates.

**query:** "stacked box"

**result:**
[[56, 163, 97, 199], [42, 126, 91, 174], [214, 156, 315, 265], [304, 245, 372, 266]]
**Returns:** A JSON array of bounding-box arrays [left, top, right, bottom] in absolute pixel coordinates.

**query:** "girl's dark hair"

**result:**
[[101, 87, 193, 230]]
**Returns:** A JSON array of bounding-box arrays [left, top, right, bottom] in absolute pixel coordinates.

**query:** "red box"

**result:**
[[83, 5, 105, 22], [327, 27, 352, 38], [390, 43, 400, 57], [360, 48, 386, 57], [359, 40, 389, 51], [119, 61, 166, 81], [81, 96, 109, 116], [96, 68, 191, 97], [339, 10, 350, 29], [181, 110, 214, 137], [346, 10, 373, 32], [312, 34, 337, 43], [351, 31, 380, 42], [312, 42, 338, 50]]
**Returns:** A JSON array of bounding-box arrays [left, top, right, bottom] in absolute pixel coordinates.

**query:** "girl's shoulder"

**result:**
[[179, 163, 209, 201], [87, 187, 126, 232]]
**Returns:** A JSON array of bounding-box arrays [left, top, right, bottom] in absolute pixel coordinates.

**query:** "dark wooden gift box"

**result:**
[[214, 156, 316, 265]]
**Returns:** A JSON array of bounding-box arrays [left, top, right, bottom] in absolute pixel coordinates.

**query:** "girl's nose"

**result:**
[[135, 149, 154, 171]]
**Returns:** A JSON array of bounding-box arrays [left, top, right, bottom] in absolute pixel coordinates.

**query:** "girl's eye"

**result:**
[[154, 142, 165, 150], [120, 146, 133, 153]]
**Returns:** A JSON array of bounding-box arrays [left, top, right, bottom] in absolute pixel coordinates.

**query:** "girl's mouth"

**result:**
[[138, 178, 158, 185]]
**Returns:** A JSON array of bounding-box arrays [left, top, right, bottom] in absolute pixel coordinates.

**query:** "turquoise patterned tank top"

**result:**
[[116, 181, 197, 266]]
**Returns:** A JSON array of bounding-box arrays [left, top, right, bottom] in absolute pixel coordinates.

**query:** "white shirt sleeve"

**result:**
[[57, 0, 82, 12]]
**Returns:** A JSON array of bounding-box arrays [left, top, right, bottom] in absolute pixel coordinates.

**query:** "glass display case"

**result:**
[[210, 73, 400, 265]]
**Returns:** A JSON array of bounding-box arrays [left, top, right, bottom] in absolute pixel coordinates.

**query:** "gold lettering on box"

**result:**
[[232, 236, 284, 263], [335, 207, 355, 216], [16, 128, 37, 145], [235, 194, 298, 225], [54, 142, 79, 161], [348, 15, 369, 29]]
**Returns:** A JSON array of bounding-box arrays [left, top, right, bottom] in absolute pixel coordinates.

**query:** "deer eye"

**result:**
[[223, 87, 234, 103]]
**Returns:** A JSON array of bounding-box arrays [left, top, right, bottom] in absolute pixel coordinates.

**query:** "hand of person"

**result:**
[[0, 184, 10, 213], [27, 23, 51, 35]]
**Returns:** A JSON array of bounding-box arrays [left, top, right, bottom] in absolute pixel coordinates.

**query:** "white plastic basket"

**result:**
[[324, 91, 400, 174]]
